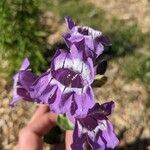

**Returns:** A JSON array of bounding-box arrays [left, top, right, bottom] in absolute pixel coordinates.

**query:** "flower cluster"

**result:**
[[10, 16, 119, 149]]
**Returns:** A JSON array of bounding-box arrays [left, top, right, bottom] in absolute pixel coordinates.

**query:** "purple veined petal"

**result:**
[[16, 87, 33, 101], [100, 101, 115, 116], [52, 55, 82, 88], [86, 120, 119, 149], [48, 86, 63, 114], [71, 121, 87, 150], [68, 33, 84, 44], [69, 44, 85, 60], [88, 101, 115, 118], [91, 118, 118, 149], [101, 120, 119, 149], [10, 58, 37, 107], [71, 25, 102, 40], [20, 57, 30, 70], [64, 32, 98, 59], [28, 47, 95, 115], [10, 73, 22, 107], [34, 84, 57, 104], [72, 102, 119, 150], [79, 116, 98, 131], [52, 68, 84, 88], [57, 91, 74, 114], [87, 134, 105, 150], [51, 48, 95, 87], [77, 27, 89, 35], [10, 77, 22, 107], [63, 34, 86, 58], [51, 49, 69, 71], [10, 85, 34, 107], [71, 44, 95, 61], [62, 33, 72, 48], [70, 97, 78, 116], [85, 58, 95, 84], [30, 71, 51, 99], [64, 31, 104, 59], [19, 71, 38, 91], [74, 86, 95, 117], [84, 35, 94, 51], [64, 16, 76, 30], [94, 42, 104, 57], [47, 85, 59, 104], [63, 17, 111, 60], [79, 118, 118, 150]]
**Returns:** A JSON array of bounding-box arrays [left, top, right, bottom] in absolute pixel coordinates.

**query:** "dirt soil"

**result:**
[[88, 0, 150, 33]]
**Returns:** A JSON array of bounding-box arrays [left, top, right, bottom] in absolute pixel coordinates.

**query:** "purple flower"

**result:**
[[10, 58, 38, 107], [30, 45, 95, 118], [71, 101, 119, 150], [63, 16, 111, 59]]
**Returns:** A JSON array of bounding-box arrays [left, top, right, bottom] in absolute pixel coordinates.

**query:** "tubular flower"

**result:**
[[71, 101, 119, 150], [10, 16, 119, 149], [10, 58, 38, 107], [30, 45, 95, 118], [63, 16, 111, 59]]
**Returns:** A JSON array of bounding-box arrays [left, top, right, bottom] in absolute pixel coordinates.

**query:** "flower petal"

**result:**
[[51, 49, 69, 71], [74, 86, 95, 117], [20, 57, 30, 70], [62, 33, 72, 48], [88, 101, 115, 118], [101, 120, 119, 149], [87, 134, 105, 150], [10, 58, 38, 107], [19, 71, 38, 91], [71, 121, 86, 150], [30, 71, 51, 100], [57, 91, 74, 114], [64, 16, 76, 30], [63, 17, 111, 60]]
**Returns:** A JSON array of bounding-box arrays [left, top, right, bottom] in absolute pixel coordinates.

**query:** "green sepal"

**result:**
[[57, 114, 74, 131]]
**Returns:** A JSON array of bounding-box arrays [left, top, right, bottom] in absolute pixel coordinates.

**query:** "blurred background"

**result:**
[[0, 0, 150, 149]]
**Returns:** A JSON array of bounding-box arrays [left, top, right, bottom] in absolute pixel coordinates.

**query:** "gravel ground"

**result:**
[[88, 0, 150, 33]]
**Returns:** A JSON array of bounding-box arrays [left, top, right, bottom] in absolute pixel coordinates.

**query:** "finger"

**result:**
[[65, 130, 73, 150], [29, 104, 50, 123], [28, 111, 57, 136], [19, 127, 43, 150], [19, 105, 57, 150]]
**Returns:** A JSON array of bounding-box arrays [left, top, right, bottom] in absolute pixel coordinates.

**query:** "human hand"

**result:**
[[19, 105, 73, 150]]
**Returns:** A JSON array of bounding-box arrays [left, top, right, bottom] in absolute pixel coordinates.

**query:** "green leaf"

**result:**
[[57, 115, 74, 131]]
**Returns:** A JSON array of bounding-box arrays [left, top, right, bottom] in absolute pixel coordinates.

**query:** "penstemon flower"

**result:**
[[72, 101, 119, 150], [29, 45, 95, 118], [10, 16, 119, 149], [10, 58, 38, 107], [63, 16, 111, 60]]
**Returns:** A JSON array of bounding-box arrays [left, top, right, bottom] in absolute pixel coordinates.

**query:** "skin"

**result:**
[[19, 105, 73, 150]]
